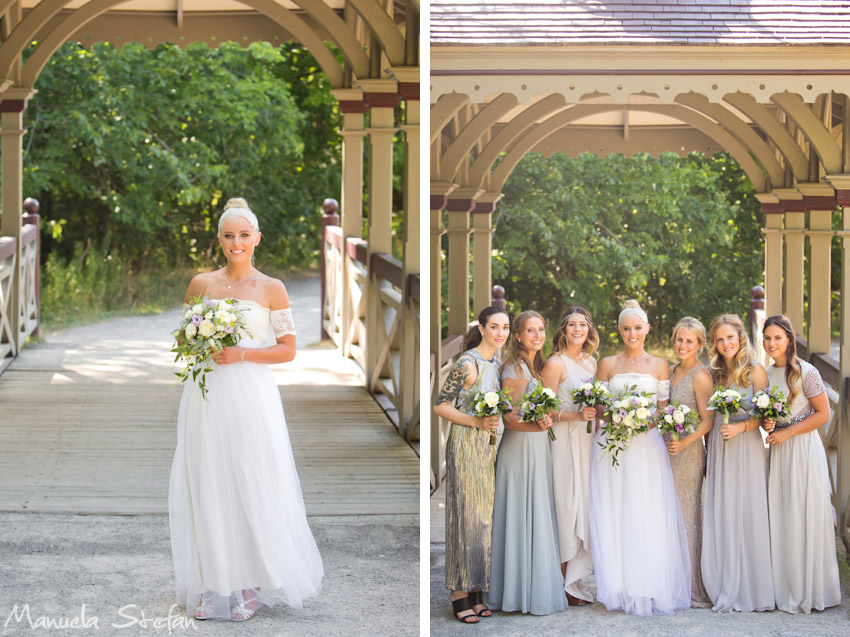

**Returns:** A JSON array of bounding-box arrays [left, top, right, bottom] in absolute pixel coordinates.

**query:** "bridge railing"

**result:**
[[0, 206, 40, 376], [322, 215, 419, 443]]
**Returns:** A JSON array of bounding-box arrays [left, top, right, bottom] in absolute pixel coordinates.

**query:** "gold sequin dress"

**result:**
[[444, 349, 499, 591], [667, 363, 712, 608]]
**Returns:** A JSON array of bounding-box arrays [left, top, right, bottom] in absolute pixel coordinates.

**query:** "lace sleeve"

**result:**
[[657, 380, 670, 401], [802, 366, 826, 398], [270, 308, 296, 338]]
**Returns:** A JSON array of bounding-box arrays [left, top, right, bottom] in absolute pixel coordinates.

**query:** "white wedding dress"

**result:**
[[169, 299, 323, 620], [588, 372, 691, 616]]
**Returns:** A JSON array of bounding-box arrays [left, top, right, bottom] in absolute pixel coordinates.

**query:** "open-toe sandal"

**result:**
[[451, 596, 479, 624], [230, 589, 260, 622], [468, 591, 492, 617]]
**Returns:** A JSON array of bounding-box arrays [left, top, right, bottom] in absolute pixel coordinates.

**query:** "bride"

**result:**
[[588, 300, 690, 616], [169, 197, 323, 621]]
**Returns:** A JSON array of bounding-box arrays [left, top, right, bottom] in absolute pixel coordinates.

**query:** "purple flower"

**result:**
[[665, 405, 675, 414], [618, 409, 627, 419], [204, 299, 216, 308], [583, 389, 591, 396], [631, 397, 639, 405], [725, 397, 733, 403], [675, 423, 684, 432], [191, 315, 202, 326], [224, 325, 234, 334]]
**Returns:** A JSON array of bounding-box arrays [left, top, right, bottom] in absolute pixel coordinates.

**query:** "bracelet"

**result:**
[[240, 347, 247, 365]]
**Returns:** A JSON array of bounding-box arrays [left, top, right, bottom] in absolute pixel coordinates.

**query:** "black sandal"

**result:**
[[468, 591, 492, 617], [451, 596, 479, 624]]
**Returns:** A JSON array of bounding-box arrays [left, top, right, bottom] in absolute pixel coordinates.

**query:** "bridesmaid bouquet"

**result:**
[[599, 386, 657, 466], [172, 295, 252, 399], [750, 386, 788, 421], [471, 389, 513, 446], [518, 385, 561, 441], [572, 377, 611, 433], [707, 387, 744, 441], [657, 402, 700, 441]]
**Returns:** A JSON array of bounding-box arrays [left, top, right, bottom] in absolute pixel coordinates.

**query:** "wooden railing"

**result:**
[[0, 209, 40, 376], [322, 222, 419, 443]]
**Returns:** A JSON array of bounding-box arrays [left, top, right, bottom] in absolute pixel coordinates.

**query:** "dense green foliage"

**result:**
[[24, 40, 342, 270], [491, 152, 763, 347]]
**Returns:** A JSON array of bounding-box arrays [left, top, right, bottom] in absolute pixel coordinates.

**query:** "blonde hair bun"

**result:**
[[623, 299, 642, 309], [619, 298, 648, 324], [218, 197, 259, 232]]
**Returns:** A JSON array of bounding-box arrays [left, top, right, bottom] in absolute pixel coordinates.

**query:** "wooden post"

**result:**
[[471, 193, 502, 315], [799, 184, 837, 355], [491, 284, 506, 310], [757, 193, 783, 317], [320, 198, 340, 340], [749, 285, 765, 363], [776, 190, 806, 331]]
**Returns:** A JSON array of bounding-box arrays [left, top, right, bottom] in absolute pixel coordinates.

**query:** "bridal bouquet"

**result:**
[[572, 377, 611, 433], [707, 387, 744, 441], [518, 384, 560, 441], [471, 389, 513, 446], [657, 402, 700, 442], [171, 295, 251, 399], [750, 386, 788, 421], [599, 386, 656, 466]]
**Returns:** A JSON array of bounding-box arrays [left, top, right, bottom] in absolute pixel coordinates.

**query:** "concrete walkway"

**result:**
[[431, 482, 850, 636], [0, 275, 419, 636]]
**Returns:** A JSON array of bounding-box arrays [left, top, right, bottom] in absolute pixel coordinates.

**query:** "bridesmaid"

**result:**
[[665, 317, 713, 608], [434, 306, 511, 623], [762, 314, 841, 613], [487, 310, 567, 615], [541, 306, 599, 606], [701, 314, 774, 612]]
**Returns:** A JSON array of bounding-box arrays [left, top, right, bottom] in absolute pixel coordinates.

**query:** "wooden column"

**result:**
[[330, 90, 366, 358], [471, 192, 502, 314], [359, 79, 399, 386], [430, 185, 452, 486], [446, 188, 481, 335], [758, 193, 783, 317], [799, 184, 836, 355], [0, 91, 31, 353], [826, 175, 850, 550], [776, 190, 806, 331], [397, 76, 419, 441]]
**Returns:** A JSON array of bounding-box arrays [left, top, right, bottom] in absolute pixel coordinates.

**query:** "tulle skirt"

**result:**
[[589, 427, 691, 616], [169, 355, 323, 619]]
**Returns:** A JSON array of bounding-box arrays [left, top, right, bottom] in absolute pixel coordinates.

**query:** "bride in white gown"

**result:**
[[169, 198, 323, 621], [589, 300, 691, 616]]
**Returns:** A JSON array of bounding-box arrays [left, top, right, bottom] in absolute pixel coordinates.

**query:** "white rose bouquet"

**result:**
[[657, 401, 700, 442], [599, 385, 657, 466], [750, 386, 788, 421], [571, 377, 611, 433], [171, 295, 252, 399], [519, 384, 561, 441], [471, 388, 513, 446]]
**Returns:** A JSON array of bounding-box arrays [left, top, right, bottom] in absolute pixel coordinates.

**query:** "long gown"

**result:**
[[588, 372, 691, 616], [487, 362, 567, 615], [666, 363, 712, 608], [169, 299, 323, 620], [766, 360, 841, 613], [701, 371, 774, 612], [550, 353, 595, 602], [444, 348, 499, 592]]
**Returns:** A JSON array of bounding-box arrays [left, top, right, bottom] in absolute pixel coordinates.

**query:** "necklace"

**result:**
[[224, 269, 256, 289]]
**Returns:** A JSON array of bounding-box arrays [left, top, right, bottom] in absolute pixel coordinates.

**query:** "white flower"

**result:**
[[579, 383, 592, 392], [204, 311, 213, 320], [664, 414, 674, 424], [673, 411, 685, 424], [198, 320, 215, 338], [680, 405, 691, 414], [191, 303, 204, 315], [622, 415, 634, 428], [541, 387, 556, 399], [183, 308, 195, 320], [612, 414, 622, 423], [635, 407, 648, 420], [638, 396, 649, 407], [184, 323, 197, 339], [483, 392, 500, 408], [214, 310, 230, 323], [756, 393, 770, 409]]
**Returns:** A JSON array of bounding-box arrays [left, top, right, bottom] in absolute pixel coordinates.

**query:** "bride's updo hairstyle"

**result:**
[[553, 306, 599, 359], [503, 310, 546, 382], [218, 197, 259, 233], [708, 314, 756, 388], [618, 299, 648, 326]]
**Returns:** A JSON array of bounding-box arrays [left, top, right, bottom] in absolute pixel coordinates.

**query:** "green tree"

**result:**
[[23, 40, 342, 270], [491, 152, 763, 346]]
